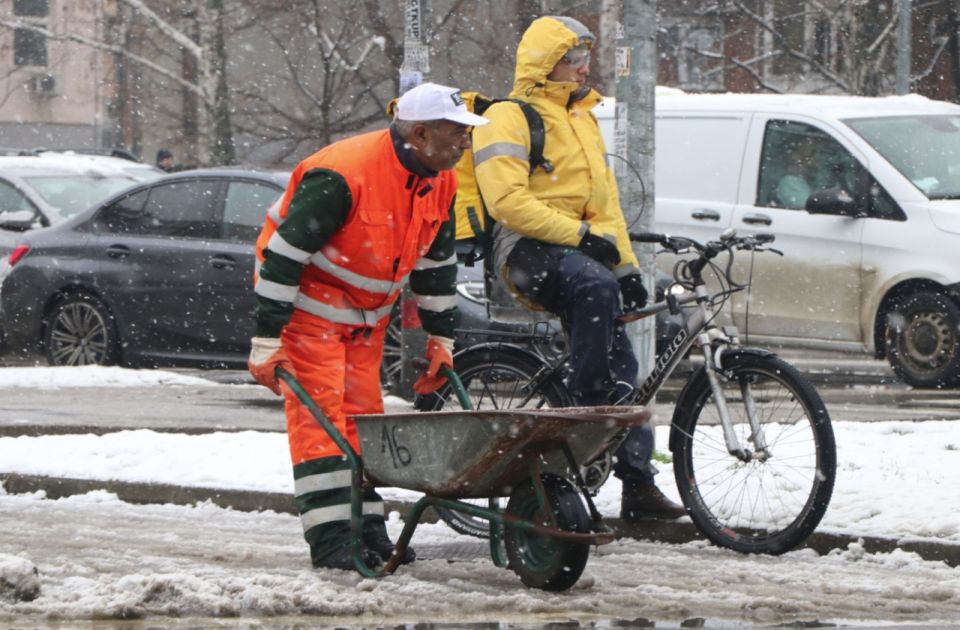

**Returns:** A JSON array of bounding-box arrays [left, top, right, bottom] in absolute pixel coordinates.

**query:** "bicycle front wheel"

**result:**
[[671, 352, 836, 555], [415, 344, 573, 538]]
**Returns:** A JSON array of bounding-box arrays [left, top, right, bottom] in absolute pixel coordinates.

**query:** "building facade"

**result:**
[[0, 0, 119, 152]]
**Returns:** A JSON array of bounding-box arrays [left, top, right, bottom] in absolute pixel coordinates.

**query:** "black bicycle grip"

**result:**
[[629, 231, 665, 243]]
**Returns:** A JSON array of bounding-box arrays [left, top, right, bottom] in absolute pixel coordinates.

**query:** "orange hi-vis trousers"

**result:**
[[279, 310, 387, 464]]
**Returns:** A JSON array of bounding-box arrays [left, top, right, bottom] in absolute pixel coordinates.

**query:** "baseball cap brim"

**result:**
[[442, 110, 490, 126]]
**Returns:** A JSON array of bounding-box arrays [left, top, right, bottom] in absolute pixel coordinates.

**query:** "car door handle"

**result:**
[[742, 213, 773, 226], [691, 208, 721, 221], [105, 245, 131, 259], [210, 255, 237, 270]]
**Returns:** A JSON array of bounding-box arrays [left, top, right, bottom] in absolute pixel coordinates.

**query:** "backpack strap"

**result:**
[[508, 99, 553, 175]]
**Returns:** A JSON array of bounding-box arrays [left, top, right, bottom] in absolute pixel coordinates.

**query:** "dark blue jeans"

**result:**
[[507, 241, 657, 483]]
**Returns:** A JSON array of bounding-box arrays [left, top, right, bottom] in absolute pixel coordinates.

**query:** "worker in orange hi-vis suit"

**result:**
[[248, 82, 488, 572]]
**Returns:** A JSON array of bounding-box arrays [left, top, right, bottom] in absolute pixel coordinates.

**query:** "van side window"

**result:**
[[758, 121, 863, 210], [757, 120, 904, 220]]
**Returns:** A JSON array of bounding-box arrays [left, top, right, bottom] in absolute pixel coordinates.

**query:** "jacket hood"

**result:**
[[512, 16, 595, 96]]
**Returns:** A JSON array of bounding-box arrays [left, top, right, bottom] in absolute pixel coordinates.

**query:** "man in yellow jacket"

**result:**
[[473, 15, 684, 520]]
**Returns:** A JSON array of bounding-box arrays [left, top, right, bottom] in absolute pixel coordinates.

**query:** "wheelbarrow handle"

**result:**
[[275, 367, 359, 462], [411, 357, 472, 411]]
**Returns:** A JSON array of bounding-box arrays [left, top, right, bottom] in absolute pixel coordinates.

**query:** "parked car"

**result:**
[[0, 151, 164, 258], [0, 168, 571, 373], [595, 91, 960, 388], [0, 168, 288, 367]]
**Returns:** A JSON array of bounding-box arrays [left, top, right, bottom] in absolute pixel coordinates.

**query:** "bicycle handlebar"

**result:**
[[627, 229, 781, 293], [628, 229, 776, 254]]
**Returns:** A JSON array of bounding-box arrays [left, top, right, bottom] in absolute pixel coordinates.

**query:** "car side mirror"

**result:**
[[805, 187, 862, 217], [0, 209, 38, 232]]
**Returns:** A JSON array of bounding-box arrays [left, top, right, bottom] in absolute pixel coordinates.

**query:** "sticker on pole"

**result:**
[[403, 43, 431, 73], [404, 0, 423, 42], [400, 70, 422, 95], [616, 47, 631, 77], [614, 102, 629, 177]]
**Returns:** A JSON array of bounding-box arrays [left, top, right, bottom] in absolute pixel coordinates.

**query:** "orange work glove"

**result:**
[[413, 336, 455, 395], [247, 336, 292, 396]]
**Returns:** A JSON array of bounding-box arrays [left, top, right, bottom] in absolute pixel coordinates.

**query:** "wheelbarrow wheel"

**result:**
[[504, 474, 590, 591], [417, 345, 574, 539]]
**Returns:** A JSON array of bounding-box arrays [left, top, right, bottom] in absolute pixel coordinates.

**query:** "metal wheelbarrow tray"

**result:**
[[354, 405, 649, 498], [276, 368, 649, 591]]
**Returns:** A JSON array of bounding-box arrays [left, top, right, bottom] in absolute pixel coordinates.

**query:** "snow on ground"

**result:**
[[0, 366, 957, 544], [0, 422, 959, 546], [1, 490, 958, 626], [0, 367, 958, 625], [0, 366, 216, 389]]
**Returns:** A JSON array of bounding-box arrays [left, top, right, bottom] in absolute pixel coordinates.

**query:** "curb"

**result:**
[[3, 473, 957, 568]]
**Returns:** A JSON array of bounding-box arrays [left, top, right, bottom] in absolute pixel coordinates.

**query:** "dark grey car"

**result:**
[[0, 169, 287, 367], [0, 168, 568, 371]]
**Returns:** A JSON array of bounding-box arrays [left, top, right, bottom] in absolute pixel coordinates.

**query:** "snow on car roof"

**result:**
[[0, 151, 162, 179], [655, 91, 960, 119]]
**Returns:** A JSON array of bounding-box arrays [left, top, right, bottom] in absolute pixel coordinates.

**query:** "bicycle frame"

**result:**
[[624, 285, 770, 462]]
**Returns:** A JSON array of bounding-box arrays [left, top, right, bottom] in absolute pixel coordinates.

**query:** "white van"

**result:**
[[598, 91, 960, 388]]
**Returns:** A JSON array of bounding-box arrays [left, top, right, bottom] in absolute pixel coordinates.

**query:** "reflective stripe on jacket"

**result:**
[[255, 129, 458, 329]]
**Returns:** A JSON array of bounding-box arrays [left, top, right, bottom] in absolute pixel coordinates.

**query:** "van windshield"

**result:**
[[845, 115, 960, 200]]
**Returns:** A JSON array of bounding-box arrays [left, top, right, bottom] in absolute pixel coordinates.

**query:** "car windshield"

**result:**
[[23, 175, 142, 219], [844, 115, 960, 200]]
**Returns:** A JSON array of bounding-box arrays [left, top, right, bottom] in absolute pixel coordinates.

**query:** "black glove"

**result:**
[[578, 233, 621, 269], [619, 274, 648, 312]]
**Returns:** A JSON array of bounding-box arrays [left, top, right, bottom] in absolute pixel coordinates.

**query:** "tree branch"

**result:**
[[731, 0, 852, 92], [0, 18, 206, 99], [115, 0, 202, 59]]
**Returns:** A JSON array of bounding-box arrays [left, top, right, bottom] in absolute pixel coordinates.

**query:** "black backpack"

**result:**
[[455, 95, 551, 267]]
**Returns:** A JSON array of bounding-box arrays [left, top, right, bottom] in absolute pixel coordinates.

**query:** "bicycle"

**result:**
[[415, 229, 837, 555]]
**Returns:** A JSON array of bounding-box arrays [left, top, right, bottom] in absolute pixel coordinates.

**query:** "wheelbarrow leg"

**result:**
[[560, 442, 613, 533], [276, 368, 383, 578]]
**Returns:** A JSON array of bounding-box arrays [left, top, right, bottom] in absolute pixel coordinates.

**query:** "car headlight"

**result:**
[[456, 281, 487, 304]]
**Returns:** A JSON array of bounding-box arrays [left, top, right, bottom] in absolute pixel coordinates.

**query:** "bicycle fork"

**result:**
[[697, 332, 771, 463]]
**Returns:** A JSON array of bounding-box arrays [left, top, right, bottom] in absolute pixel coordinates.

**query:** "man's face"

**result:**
[[414, 120, 473, 172], [547, 47, 591, 87]]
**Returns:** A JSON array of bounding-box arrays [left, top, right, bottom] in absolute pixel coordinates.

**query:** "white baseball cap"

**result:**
[[395, 83, 489, 127]]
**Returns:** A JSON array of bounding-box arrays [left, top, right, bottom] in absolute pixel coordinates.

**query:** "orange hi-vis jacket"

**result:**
[[255, 129, 458, 328]]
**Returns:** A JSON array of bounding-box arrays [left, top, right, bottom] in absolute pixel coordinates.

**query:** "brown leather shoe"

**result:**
[[620, 481, 686, 520]]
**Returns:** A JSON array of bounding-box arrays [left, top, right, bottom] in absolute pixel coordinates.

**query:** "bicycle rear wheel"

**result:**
[[671, 352, 835, 555], [416, 344, 573, 538]]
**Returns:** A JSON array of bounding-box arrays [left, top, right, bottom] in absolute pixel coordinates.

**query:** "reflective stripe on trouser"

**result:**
[[294, 457, 386, 553], [278, 309, 388, 551]]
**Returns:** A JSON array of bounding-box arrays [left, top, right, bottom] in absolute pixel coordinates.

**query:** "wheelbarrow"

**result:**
[[276, 367, 649, 591]]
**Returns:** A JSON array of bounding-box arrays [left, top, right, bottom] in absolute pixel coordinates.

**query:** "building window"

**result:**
[[13, 0, 49, 17], [14, 28, 47, 66]]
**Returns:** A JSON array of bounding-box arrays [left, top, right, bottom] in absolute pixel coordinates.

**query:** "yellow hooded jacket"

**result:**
[[472, 16, 640, 282]]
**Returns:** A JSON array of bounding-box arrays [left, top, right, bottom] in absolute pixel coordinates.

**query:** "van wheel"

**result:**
[[884, 291, 960, 389], [44, 293, 119, 367]]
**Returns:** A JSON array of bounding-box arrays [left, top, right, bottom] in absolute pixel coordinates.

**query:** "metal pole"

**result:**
[[398, 0, 431, 400], [614, 0, 658, 376], [896, 0, 912, 95]]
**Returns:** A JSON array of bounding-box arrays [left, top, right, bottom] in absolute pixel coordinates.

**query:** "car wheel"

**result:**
[[884, 291, 960, 389], [44, 293, 119, 367]]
